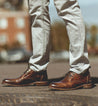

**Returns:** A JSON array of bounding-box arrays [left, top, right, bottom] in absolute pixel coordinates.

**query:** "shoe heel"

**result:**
[[83, 83, 93, 89]]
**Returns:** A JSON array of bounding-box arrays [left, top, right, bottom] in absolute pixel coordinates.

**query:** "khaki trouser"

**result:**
[[28, 0, 90, 74]]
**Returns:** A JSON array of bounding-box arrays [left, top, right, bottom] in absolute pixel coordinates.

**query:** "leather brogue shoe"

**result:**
[[49, 70, 93, 90], [2, 69, 48, 86]]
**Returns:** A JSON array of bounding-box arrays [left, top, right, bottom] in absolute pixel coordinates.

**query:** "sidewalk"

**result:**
[[0, 57, 98, 105]]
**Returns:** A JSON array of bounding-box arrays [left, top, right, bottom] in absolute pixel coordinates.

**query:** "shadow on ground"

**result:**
[[92, 77, 98, 84]]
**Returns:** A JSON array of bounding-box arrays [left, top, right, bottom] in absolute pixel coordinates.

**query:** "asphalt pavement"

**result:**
[[0, 57, 98, 106]]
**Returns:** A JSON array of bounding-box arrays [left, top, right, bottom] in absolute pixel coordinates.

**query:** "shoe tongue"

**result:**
[[66, 71, 71, 76], [66, 71, 75, 78], [70, 71, 76, 75]]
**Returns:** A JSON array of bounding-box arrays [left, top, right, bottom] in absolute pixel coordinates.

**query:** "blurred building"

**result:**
[[0, 0, 32, 51], [0, 0, 98, 56]]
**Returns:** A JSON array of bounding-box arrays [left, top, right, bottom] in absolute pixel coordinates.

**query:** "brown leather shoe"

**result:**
[[2, 69, 48, 86], [49, 70, 93, 90]]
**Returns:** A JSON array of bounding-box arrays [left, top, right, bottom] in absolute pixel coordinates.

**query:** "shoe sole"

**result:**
[[2, 81, 49, 87], [49, 83, 94, 91]]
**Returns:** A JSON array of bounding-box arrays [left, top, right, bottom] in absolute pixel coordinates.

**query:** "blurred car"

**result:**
[[0, 47, 32, 63]]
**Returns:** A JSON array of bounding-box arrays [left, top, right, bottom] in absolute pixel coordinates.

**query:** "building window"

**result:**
[[15, 18, 25, 29], [16, 32, 26, 45], [0, 33, 8, 45], [0, 18, 8, 29]]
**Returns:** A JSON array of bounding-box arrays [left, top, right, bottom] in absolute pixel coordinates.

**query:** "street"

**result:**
[[0, 57, 98, 105]]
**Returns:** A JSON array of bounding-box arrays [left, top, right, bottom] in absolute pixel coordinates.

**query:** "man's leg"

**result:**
[[29, 0, 51, 72], [49, 0, 93, 90], [2, 0, 51, 86], [54, 0, 90, 74]]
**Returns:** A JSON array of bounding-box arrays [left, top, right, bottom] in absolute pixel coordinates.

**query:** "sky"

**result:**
[[78, 0, 98, 6], [78, 0, 98, 25], [49, 0, 98, 25]]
